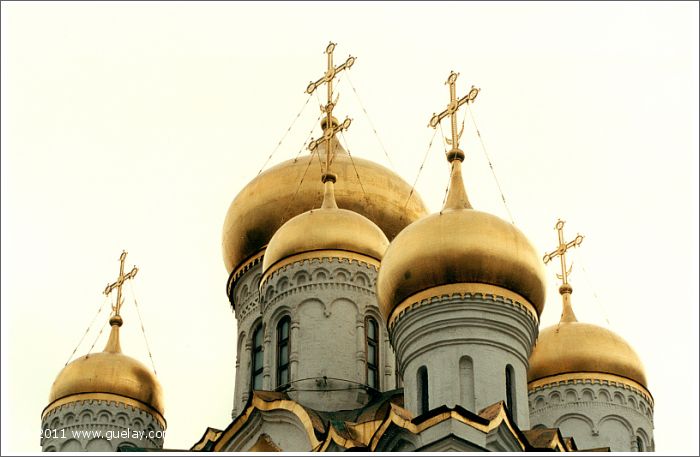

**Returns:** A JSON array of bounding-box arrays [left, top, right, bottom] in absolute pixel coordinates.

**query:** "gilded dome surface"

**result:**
[[262, 183, 390, 276], [528, 320, 647, 388], [46, 325, 164, 417], [222, 141, 428, 274], [377, 208, 547, 321], [376, 157, 547, 321]]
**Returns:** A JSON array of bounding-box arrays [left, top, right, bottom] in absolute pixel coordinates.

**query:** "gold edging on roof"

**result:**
[[212, 394, 321, 451], [388, 283, 539, 329], [368, 402, 526, 451], [191, 428, 222, 451]]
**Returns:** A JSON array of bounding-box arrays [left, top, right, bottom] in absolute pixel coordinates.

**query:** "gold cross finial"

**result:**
[[429, 71, 480, 156], [104, 250, 138, 322], [306, 42, 355, 175], [543, 219, 584, 290]]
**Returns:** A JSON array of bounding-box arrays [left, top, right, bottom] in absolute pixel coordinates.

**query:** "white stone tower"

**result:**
[[527, 220, 654, 452], [220, 43, 428, 417], [41, 252, 165, 452], [376, 72, 547, 429]]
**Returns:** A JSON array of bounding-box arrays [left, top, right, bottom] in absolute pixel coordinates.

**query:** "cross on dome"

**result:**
[[305, 42, 354, 176], [103, 250, 138, 325]]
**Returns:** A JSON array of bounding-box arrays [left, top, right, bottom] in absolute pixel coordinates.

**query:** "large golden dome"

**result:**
[[44, 319, 165, 424], [376, 156, 547, 321], [262, 176, 389, 277], [222, 137, 428, 275], [528, 308, 647, 389]]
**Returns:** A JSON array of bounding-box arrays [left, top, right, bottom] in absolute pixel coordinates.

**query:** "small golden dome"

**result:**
[[222, 138, 428, 275], [376, 156, 547, 321], [262, 173, 389, 277], [46, 323, 164, 420], [528, 320, 647, 388]]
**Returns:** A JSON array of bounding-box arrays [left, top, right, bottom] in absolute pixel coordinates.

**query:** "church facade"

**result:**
[[42, 44, 654, 452]]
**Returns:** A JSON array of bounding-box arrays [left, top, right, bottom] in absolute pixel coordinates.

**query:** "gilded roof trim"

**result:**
[[211, 392, 321, 451], [368, 401, 528, 451]]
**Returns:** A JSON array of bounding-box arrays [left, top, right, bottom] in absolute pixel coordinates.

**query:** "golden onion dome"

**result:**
[[376, 150, 547, 322], [44, 316, 165, 425], [528, 287, 647, 389], [262, 172, 389, 278], [222, 128, 428, 276]]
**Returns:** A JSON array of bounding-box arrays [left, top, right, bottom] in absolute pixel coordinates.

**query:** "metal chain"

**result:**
[[343, 70, 395, 169], [404, 128, 438, 208], [339, 131, 369, 205], [466, 104, 515, 225], [86, 318, 109, 356], [280, 113, 322, 223], [256, 93, 313, 176], [577, 251, 612, 326], [65, 295, 109, 366], [129, 282, 158, 375]]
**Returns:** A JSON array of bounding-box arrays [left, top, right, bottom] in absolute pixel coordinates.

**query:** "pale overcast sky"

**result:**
[[2, 1, 698, 454]]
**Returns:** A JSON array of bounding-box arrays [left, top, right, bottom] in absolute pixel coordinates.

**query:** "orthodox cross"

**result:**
[[305, 42, 355, 173], [542, 219, 584, 286], [103, 250, 138, 318], [429, 71, 480, 151]]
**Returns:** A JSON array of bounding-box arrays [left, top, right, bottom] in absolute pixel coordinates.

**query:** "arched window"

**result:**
[[251, 324, 264, 391], [505, 364, 517, 421], [417, 366, 429, 415], [276, 316, 290, 388], [366, 317, 379, 389], [459, 356, 475, 411], [636, 436, 644, 452]]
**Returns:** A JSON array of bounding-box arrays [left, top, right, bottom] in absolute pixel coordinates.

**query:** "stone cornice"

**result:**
[[528, 372, 653, 406], [42, 393, 166, 428], [388, 283, 539, 331], [260, 251, 379, 287]]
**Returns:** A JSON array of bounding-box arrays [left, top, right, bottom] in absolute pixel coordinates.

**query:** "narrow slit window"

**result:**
[[505, 364, 517, 422], [366, 317, 379, 389], [417, 366, 429, 415]]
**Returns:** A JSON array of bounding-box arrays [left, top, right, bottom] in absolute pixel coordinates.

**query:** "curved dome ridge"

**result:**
[[377, 157, 547, 320], [222, 139, 428, 275], [262, 175, 389, 277]]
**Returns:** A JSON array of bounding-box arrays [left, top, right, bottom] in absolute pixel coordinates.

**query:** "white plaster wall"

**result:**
[[390, 291, 538, 428], [528, 380, 654, 451], [232, 256, 394, 412], [230, 262, 263, 418], [41, 399, 165, 451]]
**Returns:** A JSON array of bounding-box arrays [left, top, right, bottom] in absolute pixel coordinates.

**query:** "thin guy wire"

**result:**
[[466, 104, 515, 225], [129, 281, 159, 375], [65, 295, 109, 366], [256, 93, 313, 175], [278, 107, 324, 223], [281, 142, 317, 224], [404, 128, 439, 209], [86, 318, 109, 356], [343, 70, 396, 169], [339, 131, 369, 205], [577, 251, 612, 327]]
